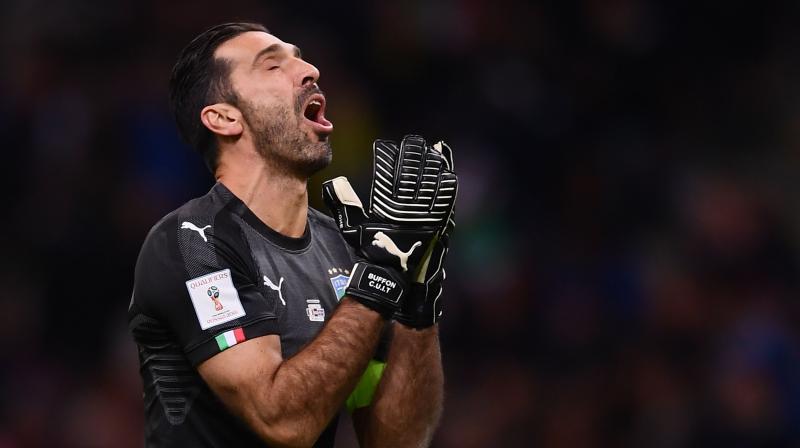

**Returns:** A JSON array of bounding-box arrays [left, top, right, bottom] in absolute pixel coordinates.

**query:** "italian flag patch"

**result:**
[[215, 327, 245, 351]]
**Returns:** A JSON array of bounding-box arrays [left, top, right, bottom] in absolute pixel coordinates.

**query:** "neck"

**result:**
[[216, 148, 309, 238]]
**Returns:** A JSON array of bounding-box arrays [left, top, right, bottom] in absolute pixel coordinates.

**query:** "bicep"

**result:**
[[197, 334, 283, 428]]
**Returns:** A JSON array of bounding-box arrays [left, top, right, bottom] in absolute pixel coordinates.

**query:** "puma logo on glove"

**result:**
[[372, 232, 421, 272]]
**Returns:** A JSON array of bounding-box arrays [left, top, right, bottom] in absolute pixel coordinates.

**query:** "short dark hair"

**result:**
[[169, 22, 269, 172]]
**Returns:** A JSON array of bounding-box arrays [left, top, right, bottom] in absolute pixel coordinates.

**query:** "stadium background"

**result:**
[[3, 0, 800, 446]]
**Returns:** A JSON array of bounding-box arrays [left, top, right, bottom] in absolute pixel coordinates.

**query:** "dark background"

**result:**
[[3, 0, 800, 446]]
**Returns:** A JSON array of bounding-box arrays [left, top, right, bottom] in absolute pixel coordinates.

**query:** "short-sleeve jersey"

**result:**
[[128, 183, 362, 447]]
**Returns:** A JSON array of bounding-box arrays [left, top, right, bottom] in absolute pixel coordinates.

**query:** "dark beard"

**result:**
[[238, 92, 332, 178]]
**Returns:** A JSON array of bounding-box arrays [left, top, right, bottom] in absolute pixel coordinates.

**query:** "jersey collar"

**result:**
[[213, 183, 312, 251]]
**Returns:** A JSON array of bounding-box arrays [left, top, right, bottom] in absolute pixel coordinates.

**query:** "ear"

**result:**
[[200, 103, 244, 137]]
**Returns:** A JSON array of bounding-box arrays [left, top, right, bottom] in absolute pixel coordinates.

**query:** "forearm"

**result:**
[[256, 298, 384, 445], [362, 324, 444, 447]]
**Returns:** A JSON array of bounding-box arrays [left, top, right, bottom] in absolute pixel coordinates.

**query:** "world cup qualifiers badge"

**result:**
[[208, 286, 223, 311]]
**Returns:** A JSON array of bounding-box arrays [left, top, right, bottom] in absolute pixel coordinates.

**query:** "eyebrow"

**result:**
[[252, 43, 302, 67]]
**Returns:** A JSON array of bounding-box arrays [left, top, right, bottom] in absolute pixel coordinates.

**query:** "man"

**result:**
[[128, 22, 456, 447]]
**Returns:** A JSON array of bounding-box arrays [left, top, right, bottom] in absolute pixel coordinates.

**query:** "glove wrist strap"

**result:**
[[345, 263, 405, 318]]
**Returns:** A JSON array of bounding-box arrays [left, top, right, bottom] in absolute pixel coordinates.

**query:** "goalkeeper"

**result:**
[[128, 22, 457, 448]]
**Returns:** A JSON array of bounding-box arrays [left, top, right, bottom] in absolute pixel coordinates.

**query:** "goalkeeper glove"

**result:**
[[394, 140, 456, 328], [322, 135, 457, 320]]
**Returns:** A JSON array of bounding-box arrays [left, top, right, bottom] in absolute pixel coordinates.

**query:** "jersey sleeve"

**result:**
[[132, 212, 280, 367]]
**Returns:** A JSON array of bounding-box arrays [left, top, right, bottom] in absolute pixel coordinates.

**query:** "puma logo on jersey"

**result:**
[[372, 232, 421, 272], [263, 275, 286, 306], [181, 221, 212, 242]]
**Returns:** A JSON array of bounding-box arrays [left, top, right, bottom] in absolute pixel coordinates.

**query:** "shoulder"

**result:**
[[132, 185, 255, 316], [148, 185, 229, 238], [308, 206, 338, 232], [141, 184, 241, 256], [135, 184, 250, 289], [308, 207, 357, 262], [308, 207, 346, 244]]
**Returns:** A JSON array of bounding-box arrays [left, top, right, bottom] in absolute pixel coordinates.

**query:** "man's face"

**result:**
[[215, 31, 333, 176]]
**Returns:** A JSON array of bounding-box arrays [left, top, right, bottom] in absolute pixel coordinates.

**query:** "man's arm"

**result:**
[[354, 324, 444, 447], [322, 135, 455, 446], [198, 297, 383, 447]]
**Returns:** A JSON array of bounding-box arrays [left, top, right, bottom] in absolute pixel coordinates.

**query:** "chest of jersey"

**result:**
[[243, 230, 353, 358]]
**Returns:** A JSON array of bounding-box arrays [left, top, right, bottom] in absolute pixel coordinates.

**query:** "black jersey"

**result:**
[[128, 182, 362, 447]]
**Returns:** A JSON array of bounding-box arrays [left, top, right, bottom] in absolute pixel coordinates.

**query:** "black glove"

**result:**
[[323, 135, 457, 318], [394, 141, 456, 328], [394, 212, 455, 328]]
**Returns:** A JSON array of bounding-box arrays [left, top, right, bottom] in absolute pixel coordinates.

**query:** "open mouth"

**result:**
[[302, 93, 333, 134]]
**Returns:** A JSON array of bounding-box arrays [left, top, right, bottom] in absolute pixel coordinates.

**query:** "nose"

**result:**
[[298, 59, 320, 87]]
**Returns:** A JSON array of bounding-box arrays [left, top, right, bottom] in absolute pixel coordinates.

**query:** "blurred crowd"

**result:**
[[2, 0, 800, 446]]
